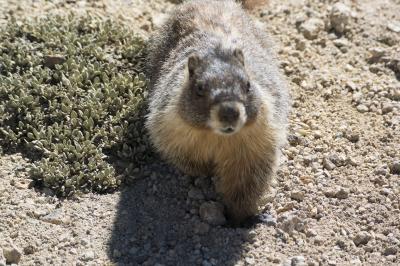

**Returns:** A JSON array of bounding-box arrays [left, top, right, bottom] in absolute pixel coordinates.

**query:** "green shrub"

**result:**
[[0, 14, 152, 196]]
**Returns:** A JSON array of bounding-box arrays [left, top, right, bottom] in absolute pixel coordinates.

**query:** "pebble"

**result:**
[[245, 257, 255, 265], [333, 38, 350, 48], [387, 21, 400, 33], [41, 209, 68, 225], [80, 250, 95, 261], [383, 246, 398, 256], [324, 187, 350, 199], [291, 191, 305, 201], [300, 18, 325, 40], [389, 161, 400, 175], [353, 231, 372, 246], [2, 244, 22, 264], [256, 213, 277, 226], [188, 187, 205, 200], [194, 222, 210, 235], [330, 3, 351, 33], [199, 202, 226, 226], [381, 102, 394, 114], [283, 256, 306, 266], [356, 104, 369, 113], [323, 158, 336, 170], [277, 213, 306, 235]]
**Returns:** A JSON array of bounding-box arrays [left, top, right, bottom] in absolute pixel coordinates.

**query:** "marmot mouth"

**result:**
[[221, 127, 234, 134]]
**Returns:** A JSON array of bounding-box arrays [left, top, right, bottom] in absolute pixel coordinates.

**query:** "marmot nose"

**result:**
[[218, 104, 240, 124]]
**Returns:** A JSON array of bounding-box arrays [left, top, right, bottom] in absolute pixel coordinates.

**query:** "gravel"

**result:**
[[0, 0, 399, 265]]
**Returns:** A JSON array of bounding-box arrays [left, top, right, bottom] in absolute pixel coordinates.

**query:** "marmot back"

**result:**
[[146, 0, 290, 225]]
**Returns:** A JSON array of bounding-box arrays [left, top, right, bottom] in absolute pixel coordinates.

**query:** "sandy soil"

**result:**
[[0, 0, 399, 265]]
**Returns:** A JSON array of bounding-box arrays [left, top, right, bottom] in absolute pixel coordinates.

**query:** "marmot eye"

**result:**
[[246, 81, 251, 92], [196, 84, 205, 96]]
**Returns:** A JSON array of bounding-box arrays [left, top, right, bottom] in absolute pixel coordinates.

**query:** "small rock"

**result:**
[[278, 213, 306, 235], [345, 131, 360, 143], [23, 245, 36, 255], [300, 18, 325, 40], [291, 256, 307, 266], [381, 102, 394, 114], [80, 250, 95, 261], [356, 104, 369, 113], [389, 161, 400, 175], [41, 209, 67, 225], [291, 191, 305, 201], [43, 54, 66, 68], [335, 187, 350, 199], [194, 222, 210, 235], [353, 231, 372, 246], [323, 158, 336, 170], [283, 256, 306, 266], [245, 257, 255, 265], [330, 3, 351, 33], [369, 47, 386, 61], [256, 213, 277, 226], [188, 187, 205, 200], [387, 21, 400, 33], [333, 38, 350, 48], [383, 246, 398, 256], [3, 244, 22, 264], [324, 186, 349, 199], [199, 202, 226, 226]]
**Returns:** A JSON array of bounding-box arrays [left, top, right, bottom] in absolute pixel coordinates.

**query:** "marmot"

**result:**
[[145, 0, 290, 225]]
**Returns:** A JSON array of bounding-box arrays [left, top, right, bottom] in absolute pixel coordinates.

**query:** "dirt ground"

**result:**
[[0, 0, 399, 265]]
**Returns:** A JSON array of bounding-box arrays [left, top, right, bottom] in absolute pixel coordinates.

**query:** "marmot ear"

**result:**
[[188, 53, 201, 77], [233, 48, 245, 66]]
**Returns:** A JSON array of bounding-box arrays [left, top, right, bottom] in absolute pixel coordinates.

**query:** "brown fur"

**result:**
[[146, 0, 290, 225]]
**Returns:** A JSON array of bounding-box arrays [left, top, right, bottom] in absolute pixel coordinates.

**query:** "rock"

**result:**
[[3, 244, 22, 264], [199, 202, 226, 226], [381, 102, 394, 114], [345, 131, 360, 143], [324, 186, 350, 199], [188, 187, 205, 200], [43, 54, 66, 68], [80, 250, 95, 261], [389, 161, 400, 175], [277, 213, 306, 235], [353, 231, 372, 246], [245, 257, 255, 265], [194, 222, 210, 235], [335, 187, 350, 199], [323, 158, 336, 170], [283, 256, 306, 266], [330, 3, 351, 33], [23, 245, 36, 255], [291, 256, 307, 266], [383, 246, 398, 256], [291, 191, 305, 201], [387, 21, 400, 33], [333, 38, 350, 48], [369, 47, 386, 61], [256, 213, 277, 226], [41, 209, 68, 225], [356, 104, 369, 113], [300, 18, 325, 40]]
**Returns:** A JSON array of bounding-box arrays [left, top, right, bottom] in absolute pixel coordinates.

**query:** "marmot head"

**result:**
[[178, 46, 260, 136]]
